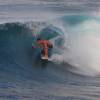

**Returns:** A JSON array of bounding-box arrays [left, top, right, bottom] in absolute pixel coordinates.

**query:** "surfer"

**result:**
[[32, 38, 53, 59]]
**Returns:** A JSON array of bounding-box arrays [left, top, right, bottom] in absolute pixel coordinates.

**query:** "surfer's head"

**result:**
[[37, 37, 41, 41]]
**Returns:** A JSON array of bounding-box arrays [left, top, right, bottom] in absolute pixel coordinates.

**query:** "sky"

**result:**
[[0, 0, 100, 23]]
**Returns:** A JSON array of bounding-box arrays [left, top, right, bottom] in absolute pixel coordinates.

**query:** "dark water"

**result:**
[[0, 23, 100, 100]]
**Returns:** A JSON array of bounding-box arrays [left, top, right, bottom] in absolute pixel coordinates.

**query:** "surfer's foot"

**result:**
[[44, 55, 48, 59]]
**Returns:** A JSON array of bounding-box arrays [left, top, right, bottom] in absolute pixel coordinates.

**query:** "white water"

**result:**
[[49, 17, 100, 76]]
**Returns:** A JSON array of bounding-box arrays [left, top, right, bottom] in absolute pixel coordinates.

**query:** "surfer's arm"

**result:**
[[32, 45, 43, 49], [32, 41, 43, 49]]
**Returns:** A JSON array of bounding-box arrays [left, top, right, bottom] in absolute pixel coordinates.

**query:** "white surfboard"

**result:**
[[41, 56, 49, 60], [41, 54, 53, 61]]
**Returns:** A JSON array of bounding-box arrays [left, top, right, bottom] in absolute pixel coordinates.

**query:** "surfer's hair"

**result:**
[[37, 37, 41, 41]]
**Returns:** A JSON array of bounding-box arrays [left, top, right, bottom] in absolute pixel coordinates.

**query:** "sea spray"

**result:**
[[49, 15, 100, 76]]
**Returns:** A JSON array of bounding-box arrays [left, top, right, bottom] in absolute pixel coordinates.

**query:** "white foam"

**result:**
[[49, 17, 100, 76]]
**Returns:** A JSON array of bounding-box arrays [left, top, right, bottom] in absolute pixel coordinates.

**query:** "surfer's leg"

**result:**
[[44, 48, 48, 58]]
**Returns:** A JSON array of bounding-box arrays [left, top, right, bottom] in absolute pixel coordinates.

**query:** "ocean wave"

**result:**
[[0, 15, 100, 78]]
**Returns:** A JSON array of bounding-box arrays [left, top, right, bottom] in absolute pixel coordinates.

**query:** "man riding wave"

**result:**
[[32, 38, 53, 59]]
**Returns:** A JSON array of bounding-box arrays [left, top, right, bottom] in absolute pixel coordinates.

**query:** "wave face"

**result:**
[[0, 22, 71, 81], [0, 23, 35, 81]]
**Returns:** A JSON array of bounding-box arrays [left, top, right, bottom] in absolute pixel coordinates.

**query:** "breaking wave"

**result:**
[[0, 15, 100, 78]]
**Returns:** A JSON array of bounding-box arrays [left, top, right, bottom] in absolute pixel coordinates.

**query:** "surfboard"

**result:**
[[41, 55, 49, 60]]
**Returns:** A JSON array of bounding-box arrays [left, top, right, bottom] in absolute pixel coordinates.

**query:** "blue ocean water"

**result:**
[[0, 0, 100, 100]]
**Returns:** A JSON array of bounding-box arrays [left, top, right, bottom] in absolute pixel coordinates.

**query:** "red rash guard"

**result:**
[[37, 40, 52, 57]]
